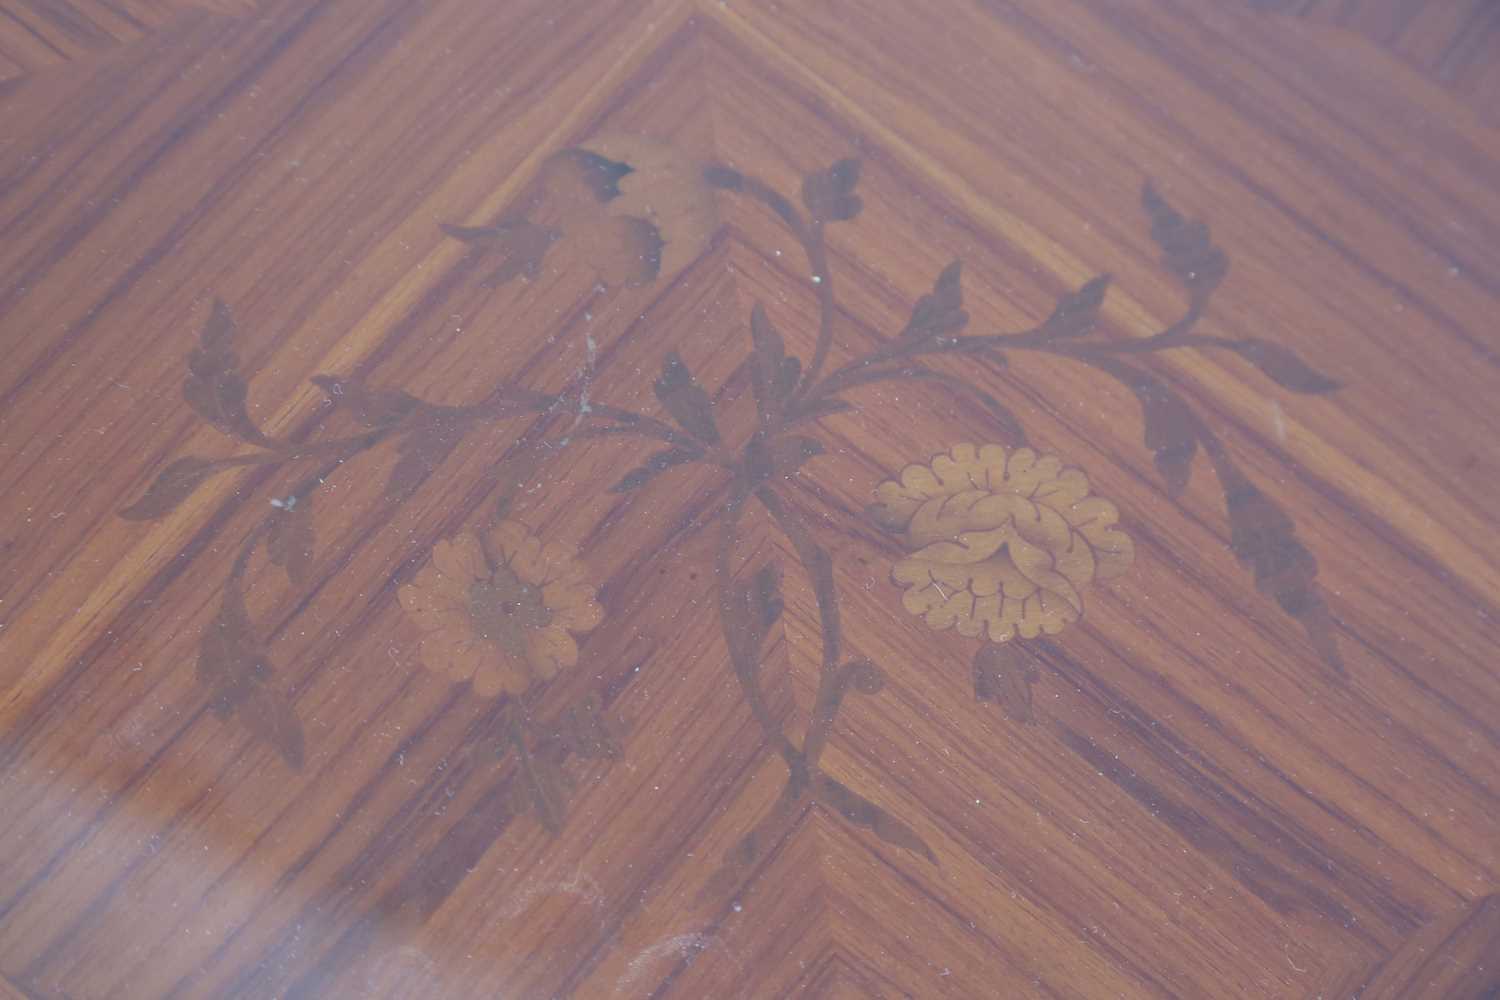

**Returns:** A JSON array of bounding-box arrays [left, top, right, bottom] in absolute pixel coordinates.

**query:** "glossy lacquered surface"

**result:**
[[2, 1, 1499, 997]]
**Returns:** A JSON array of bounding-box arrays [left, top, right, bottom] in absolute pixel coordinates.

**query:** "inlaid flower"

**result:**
[[871, 443, 1133, 641], [399, 520, 603, 698], [441, 135, 717, 290]]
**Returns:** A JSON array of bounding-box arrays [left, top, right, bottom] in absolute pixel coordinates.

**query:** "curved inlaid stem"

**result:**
[[753, 485, 844, 769], [714, 492, 802, 772], [728, 171, 838, 402]]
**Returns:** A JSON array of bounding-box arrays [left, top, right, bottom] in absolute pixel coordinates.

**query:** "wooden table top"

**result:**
[[2, 1, 1499, 997]]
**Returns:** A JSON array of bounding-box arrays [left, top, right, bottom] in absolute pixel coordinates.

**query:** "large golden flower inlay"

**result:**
[[871, 443, 1133, 641], [399, 520, 603, 697]]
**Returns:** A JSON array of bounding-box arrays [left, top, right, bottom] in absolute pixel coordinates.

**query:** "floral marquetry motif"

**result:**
[[399, 521, 603, 698], [440, 135, 719, 291], [872, 443, 1133, 641], [114, 131, 1345, 855], [5, 3, 1496, 997]]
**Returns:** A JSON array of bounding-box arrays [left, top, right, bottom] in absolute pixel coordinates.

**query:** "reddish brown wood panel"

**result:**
[[0, 0, 259, 85], [1, 1, 1498, 997], [1251, 0, 1500, 123]]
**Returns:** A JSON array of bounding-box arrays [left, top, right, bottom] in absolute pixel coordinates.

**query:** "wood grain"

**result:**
[[1250, 0, 1500, 125], [0, 0, 258, 87], [1, 1, 1498, 997], [1320, 892, 1500, 999]]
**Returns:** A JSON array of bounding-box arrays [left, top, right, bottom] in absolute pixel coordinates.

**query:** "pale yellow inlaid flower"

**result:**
[[399, 520, 603, 698], [871, 443, 1133, 642]]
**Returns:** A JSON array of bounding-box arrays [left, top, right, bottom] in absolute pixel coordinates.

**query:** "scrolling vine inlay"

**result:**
[[119, 135, 1341, 874]]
